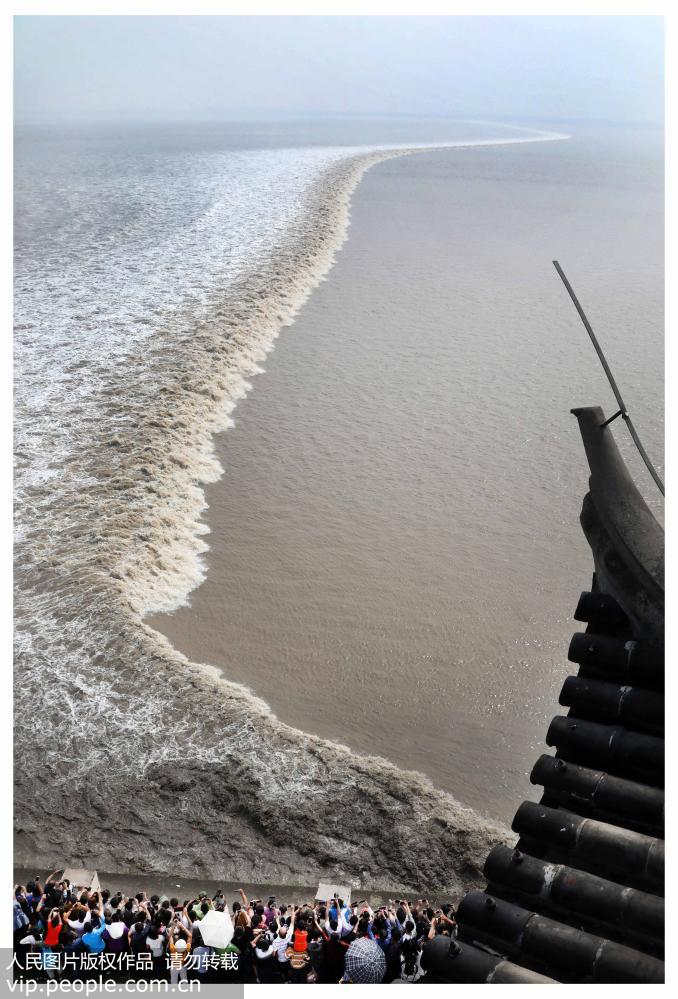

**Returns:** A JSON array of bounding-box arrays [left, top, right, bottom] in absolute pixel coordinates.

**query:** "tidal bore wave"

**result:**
[[14, 128, 567, 888]]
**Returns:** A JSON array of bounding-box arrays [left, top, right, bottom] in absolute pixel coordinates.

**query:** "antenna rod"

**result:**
[[552, 260, 664, 497]]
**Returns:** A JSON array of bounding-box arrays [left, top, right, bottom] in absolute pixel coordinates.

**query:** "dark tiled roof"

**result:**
[[422, 408, 664, 984]]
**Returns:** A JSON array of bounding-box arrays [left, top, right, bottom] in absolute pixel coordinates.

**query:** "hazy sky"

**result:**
[[14, 15, 663, 126]]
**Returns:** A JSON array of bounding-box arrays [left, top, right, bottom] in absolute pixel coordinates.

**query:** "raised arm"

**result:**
[[339, 906, 354, 935], [313, 916, 330, 943]]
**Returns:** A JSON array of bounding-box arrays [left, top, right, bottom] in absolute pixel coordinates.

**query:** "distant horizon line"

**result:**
[[13, 109, 664, 130]]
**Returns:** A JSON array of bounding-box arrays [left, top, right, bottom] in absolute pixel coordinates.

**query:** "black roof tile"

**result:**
[[457, 890, 664, 984], [511, 801, 664, 892], [530, 754, 664, 835], [545, 715, 663, 785], [559, 675, 663, 734]]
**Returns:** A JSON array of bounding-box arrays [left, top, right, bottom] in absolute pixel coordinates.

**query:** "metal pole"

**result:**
[[552, 261, 664, 497]]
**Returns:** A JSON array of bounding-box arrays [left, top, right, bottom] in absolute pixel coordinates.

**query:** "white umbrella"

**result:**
[[197, 909, 234, 950], [344, 938, 386, 984]]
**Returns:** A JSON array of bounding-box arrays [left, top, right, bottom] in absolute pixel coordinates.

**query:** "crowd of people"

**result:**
[[13, 873, 459, 985]]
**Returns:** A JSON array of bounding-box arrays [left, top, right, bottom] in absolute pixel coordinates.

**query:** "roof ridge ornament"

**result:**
[[552, 260, 664, 496]]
